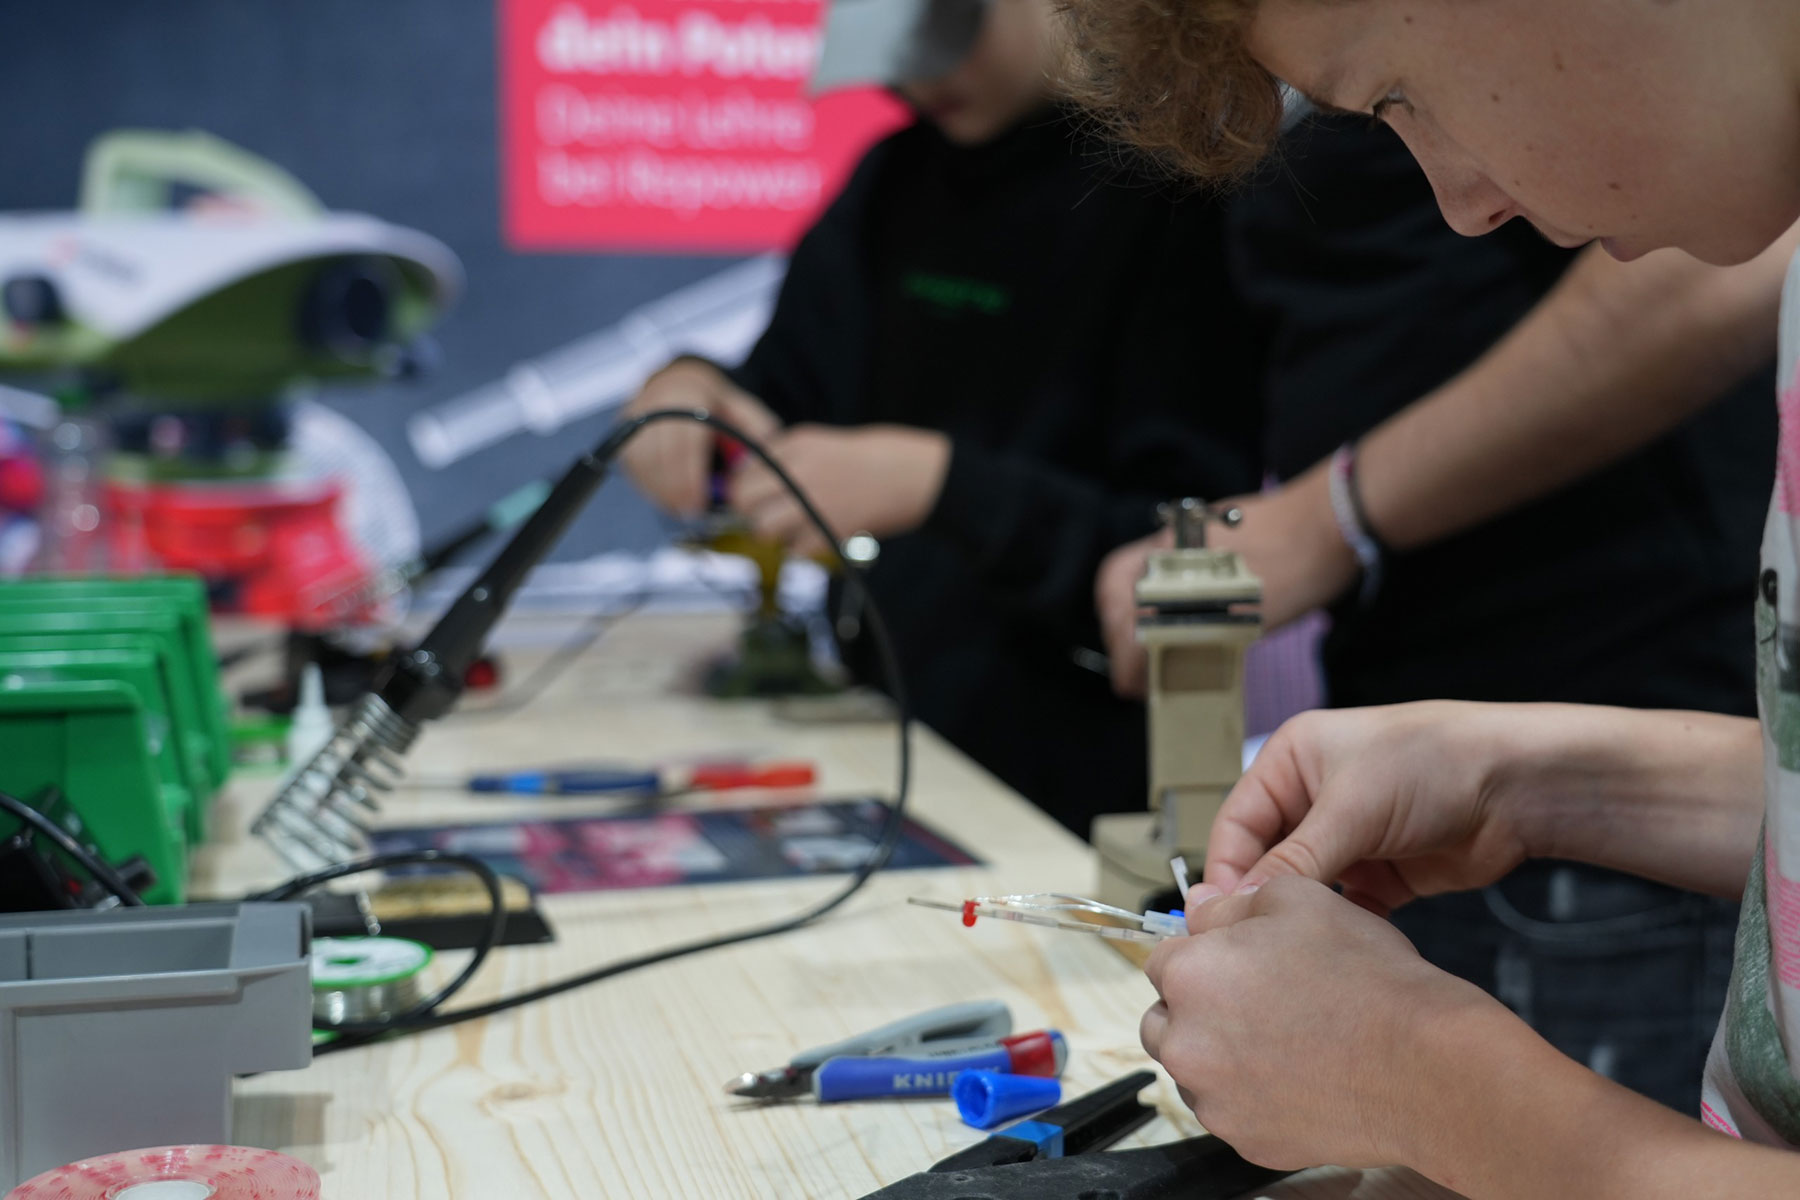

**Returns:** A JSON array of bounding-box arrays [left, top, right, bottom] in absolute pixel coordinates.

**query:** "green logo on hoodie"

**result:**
[[902, 271, 1012, 316]]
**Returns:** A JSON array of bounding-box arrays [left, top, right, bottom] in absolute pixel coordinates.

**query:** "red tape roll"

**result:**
[[6, 1145, 321, 1200]]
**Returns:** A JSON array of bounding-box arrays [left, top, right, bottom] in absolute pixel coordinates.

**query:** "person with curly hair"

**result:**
[[1060, 0, 1800, 1192]]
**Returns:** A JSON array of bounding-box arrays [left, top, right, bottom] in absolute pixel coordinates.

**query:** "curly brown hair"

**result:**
[[1056, 0, 1288, 182]]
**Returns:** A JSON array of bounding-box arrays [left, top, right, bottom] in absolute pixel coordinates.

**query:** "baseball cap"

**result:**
[[810, 0, 991, 93]]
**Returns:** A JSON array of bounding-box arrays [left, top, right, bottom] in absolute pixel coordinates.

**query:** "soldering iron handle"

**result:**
[[377, 412, 690, 724], [416, 449, 612, 678]]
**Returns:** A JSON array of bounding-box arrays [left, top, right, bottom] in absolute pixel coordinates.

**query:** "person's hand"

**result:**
[[1205, 468, 1359, 629], [1141, 876, 1514, 1171], [1095, 526, 1170, 698], [726, 424, 951, 557], [618, 359, 783, 516], [1206, 703, 1536, 910], [1093, 469, 1358, 699]]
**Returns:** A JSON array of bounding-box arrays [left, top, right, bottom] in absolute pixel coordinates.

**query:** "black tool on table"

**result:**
[[858, 1070, 1293, 1200]]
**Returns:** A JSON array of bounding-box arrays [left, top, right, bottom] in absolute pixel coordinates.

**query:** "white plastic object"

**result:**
[[285, 664, 333, 774], [908, 894, 1189, 944]]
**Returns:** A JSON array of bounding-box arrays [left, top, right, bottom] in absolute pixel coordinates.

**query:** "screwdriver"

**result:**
[[464, 760, 816, 797]]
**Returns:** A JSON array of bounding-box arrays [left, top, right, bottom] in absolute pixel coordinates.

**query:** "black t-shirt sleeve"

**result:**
[[726, 141, 891, 425], [920, 201, 1265, 645]]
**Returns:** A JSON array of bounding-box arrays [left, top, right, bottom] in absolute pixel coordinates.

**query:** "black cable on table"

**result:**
[[0, 787, 146, 907], [2, 413, 909, 1054], [304, 409, 913, 1049], [250, 848, 507, 1045]]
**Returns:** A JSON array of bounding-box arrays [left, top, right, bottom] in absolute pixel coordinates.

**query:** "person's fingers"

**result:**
[[743, 496, 810, 550], [1096, 543, 1153, 698], [727, 458, 786, 514], [785, 518, 831, 559], [665, 424, 710, 516], [714, 388, 783, 442], [1110, 645, 1149, 699], [1180, 883, 1223, 933], [1181, 886, 1262, 934], [1102, 597, 1149, 697], [1143, 931, 1183, 995], [1140, 999, 1170, 1062], [623, 423, 708, 515], [1204, 752, 1312, 892], [1234, 805, 1365, 890]]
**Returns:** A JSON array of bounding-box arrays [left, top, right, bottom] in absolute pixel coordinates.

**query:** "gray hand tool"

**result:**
[[727, 999, 1013, 1099]]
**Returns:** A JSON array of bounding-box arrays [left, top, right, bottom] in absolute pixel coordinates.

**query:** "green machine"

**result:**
[[0, 130, 459, 626], [0, 575, 231, 903]]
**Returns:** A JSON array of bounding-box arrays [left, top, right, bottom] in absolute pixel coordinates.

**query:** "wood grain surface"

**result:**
[[201, 612, 1462, 1199]]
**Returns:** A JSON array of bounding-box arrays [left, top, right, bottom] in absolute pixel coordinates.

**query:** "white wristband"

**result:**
[[1328, 443, 1383, 604]]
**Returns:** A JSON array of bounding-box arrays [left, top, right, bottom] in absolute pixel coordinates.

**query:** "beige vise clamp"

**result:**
[[1092, 499, 1262, 915]]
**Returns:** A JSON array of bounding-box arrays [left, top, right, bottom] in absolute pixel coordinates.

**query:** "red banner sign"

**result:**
[[500, 0, 911, 253]]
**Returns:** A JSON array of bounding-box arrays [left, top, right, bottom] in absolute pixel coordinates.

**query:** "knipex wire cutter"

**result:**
[[857, 1071, 1292, 1199], [727, 1000, 1067, 1104], [909, 859, 1198, 945]]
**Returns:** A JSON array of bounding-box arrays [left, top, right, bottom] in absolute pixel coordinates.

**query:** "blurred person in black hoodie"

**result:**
[[620, 0, 1263, 836]]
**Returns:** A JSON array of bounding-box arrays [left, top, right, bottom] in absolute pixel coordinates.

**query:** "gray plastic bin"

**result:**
[[0, 902, 312, 1186]]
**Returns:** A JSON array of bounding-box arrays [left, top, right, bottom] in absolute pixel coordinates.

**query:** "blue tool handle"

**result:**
[[468, 768, 661, 794], [814, 1047, 1013, 1103]]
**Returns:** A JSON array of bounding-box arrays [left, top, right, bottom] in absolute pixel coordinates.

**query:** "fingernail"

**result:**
[[1186, 883, 1224, 906], [1234, 881, 1262, 896]]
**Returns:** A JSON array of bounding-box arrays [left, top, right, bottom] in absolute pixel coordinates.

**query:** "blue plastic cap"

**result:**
[[952, 1069, 1062, 1130]]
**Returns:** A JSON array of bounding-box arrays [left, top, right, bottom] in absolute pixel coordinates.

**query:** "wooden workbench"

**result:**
[[200, 612, 1458, 1200]]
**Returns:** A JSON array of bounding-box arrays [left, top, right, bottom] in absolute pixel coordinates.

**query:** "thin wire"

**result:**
[[0, 788, 145, 906], [315, 408, 912, 1046]]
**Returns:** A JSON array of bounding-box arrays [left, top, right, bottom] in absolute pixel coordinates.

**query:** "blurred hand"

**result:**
[[1094, 470, 1358, 699], [726, 424, 950, 558], [618, 359, 783, 517], [1206, 468, 1360, 629], [1095, 526, 1170, 697], [1205, 702, 1535, 910], [1141, 876, 1510, 1171]]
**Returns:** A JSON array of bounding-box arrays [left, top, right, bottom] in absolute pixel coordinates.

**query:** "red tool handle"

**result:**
[[1000, 1030, 1068, 1078], [715, 435, 749, 470], [689, 761, 817, 791]]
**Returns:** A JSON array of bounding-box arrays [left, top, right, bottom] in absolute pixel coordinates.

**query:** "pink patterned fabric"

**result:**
[[1767, 835, 1800, 989], [1701, 1100, 1743, 1138], [1775, 373, 1800, 513]]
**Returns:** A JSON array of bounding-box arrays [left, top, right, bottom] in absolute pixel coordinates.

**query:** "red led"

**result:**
[[961, 900, 977, 927]]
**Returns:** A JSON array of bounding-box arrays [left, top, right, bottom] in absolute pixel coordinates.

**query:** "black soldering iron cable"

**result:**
[[0, 787, 147, 907], [0, 413, 906, 1053], [250, 848, 507, 1035], [307, 409, 913, 1050]]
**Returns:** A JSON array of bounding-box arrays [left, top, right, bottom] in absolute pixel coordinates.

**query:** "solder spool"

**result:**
[[310, 935, 432, 1024]]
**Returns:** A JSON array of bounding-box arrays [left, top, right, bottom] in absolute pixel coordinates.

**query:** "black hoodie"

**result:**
[[730, 108, 1264, 834]]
